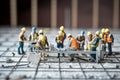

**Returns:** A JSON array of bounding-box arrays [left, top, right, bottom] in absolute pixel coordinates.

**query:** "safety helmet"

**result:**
[[87, 32, 92, 36], [60, 26, 64, 31], [39, 29, 44, 34], [96, 31, 100, 36], [21, 27, 26, 32], [101, 28, 105, 33], [58, 31, 64, 36], [32, 27, 37, 30], [81, 30, 85, 35], [105, 28, 110, 33], [67, 33, 72, 37]]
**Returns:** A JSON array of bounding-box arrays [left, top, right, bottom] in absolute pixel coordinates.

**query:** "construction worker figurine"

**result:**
[[18, 27, 26, 55], [28, 27, 38, 52], [36, 29, 49, 60], [86, 32, 93, 51], [76, 30, 85, 50], [67, 33, 80, 61], [105, 28, 114, 55], [37, 29, 49, 50], [90, 31, 100, 62], [100, 28, 107, 51], [55, 26, 66, 58]]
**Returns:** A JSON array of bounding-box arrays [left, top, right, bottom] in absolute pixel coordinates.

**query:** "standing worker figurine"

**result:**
[[86, 32, 93, 51], [76, 30, 85, 50], [18, 27, 26, 55], [28, 27, 38, 52], [90, 31, 100, 61], [105, 28, 114, 55], [55, 26, 66, 58], [67, 33, 80, 61], [100, 28, 107, 51]]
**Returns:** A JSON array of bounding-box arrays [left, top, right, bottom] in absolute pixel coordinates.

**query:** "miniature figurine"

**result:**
[[18, 27, 26, 55], [37, 29, 49, 50], [28, 27, 38, 52], [67, 33, 80, 61], [90, 31, 100, 61], [55, 26, 66, 58], [86, 32, 93, 51], [36, 29, 49, 60], [105, 28, 114, 55], [55, 31, 66, 58], [76, 30, 85, 50], [100, 28, 107, 51]]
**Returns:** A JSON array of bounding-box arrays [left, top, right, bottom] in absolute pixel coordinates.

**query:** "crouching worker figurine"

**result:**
[[36, 30, 49, 60], [67, 33, 80, 62], [18, 27, 27, 55]]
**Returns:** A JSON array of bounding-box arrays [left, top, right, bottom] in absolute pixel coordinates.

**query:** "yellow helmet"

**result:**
[[105, 28, 110, 33], [101, 28, 105, 33], [87, 32, 92, 36], [96, 31, 100, 36], [39, 29, 44, 34], [60, 26, 64, 31], [21, 27, 26, 31], [58, 31, 64, 36], [67, 33, 72, 37]]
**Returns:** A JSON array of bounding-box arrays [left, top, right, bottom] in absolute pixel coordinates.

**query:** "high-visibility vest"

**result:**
[[100, 33, 107, 44], [19, 33, 25, 42], [38, 35, 47, 48], [30, 33, 38, 41], [91, 36, 99, 48], [56, 35, 64, 43], [107, 34, 113, 43], [70, 38, 79, 50]]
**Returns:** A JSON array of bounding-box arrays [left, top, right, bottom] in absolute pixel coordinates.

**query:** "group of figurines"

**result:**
[[18, 26, 114, 62]]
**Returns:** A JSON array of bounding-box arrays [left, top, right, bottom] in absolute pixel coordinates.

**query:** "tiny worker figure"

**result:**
[[18, 27, 26, 55], [86, 32, 93, 51], [28, 27, 38, 52], [90, 31, 100, 61], [55, 31, 66, 58], [37, 29, 49, 50], [36, 29, 49, 60], [67, 33, 80, 61], [105, 28, 114, 55], [100, 28, 107, 51], [76, 30, 85, 50]]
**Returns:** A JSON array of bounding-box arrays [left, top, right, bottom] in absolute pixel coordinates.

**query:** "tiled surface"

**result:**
[[0, 28, 120, 80]]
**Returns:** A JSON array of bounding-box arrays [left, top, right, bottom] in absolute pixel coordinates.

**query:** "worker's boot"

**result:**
[[70, 58, 74, 62], [57, 53, 60, 58], [62, 53, 65, 57]]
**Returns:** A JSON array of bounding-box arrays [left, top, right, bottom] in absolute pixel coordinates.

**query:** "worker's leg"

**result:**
[[21, 42, 25, 54], [18, 42, 21, 54], [90, 47, 96, 61], [57, 43, 60, 58], [108, 43, 112, 55]]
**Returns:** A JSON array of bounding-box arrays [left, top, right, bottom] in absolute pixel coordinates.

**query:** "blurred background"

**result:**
[[0, 0, 120, 29]]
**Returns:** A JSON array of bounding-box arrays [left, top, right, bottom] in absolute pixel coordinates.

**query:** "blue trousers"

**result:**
[[108, 43, 112, 55], [57, 43, 63, 48], [18, 42, 24, 54], [90, 47, 96, 60]]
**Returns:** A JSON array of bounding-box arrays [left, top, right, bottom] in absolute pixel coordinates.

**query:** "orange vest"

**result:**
[[107, 34, 112, 43], [71, 38, 79, 50]]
